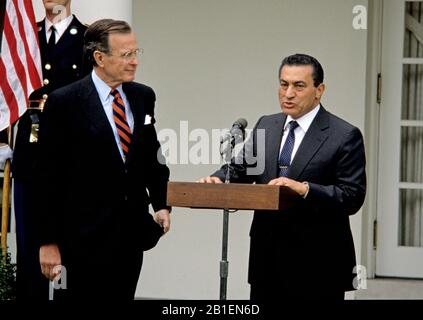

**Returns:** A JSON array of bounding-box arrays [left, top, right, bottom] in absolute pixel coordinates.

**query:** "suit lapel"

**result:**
[[266, 113, 286, 178], [78, 76, 124, 166], [288, 107, 330, 180]]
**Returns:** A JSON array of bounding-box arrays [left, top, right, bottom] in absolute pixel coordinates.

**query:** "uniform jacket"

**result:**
[[13, 15, 89, 180]]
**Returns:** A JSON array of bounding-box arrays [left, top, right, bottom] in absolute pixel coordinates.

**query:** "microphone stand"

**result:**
[[220, 203, 230, 300], [218, 130, 244, 300]]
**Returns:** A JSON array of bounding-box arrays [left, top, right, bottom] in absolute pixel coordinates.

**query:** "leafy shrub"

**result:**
[[0, 248, 16, 300]]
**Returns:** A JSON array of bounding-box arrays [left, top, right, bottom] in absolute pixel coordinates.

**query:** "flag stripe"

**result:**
[[20, 0, 42, 79], [20, 0, 42, 89], [4, 10, 29, 106], [0, 58, 20, 122], [0, 0, 42, 131], [14, 0, 41, 90], [0, 38, 25, 122], [22, 0, 39, 40]]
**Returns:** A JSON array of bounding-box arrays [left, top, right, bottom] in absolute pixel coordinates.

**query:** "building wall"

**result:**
[[133, 0, 369, 299]]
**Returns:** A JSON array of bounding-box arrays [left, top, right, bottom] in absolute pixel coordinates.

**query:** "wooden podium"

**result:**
[[167, 181, 299, 210], [166, 181, 299, 299]]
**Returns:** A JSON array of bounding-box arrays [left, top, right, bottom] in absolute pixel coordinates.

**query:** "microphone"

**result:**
[[221, 118, 248, 143]]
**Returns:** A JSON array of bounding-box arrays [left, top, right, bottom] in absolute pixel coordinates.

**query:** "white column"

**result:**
[[32, 0, 132, 25]]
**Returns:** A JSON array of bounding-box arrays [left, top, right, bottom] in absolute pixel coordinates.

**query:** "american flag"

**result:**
[[0, 0, 42, 131]]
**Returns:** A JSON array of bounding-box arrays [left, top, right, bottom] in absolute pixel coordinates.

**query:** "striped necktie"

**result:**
[[110, 89, 132, 158], [278, 120, 299, 177]]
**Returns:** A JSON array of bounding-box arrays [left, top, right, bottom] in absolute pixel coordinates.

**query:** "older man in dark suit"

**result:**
[[37, 19, 170, 300], [200, 53, 366, 300]]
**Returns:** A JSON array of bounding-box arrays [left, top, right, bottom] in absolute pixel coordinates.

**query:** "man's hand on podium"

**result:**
[[268, 177, 309, 198], [197, 176, 223, 184]]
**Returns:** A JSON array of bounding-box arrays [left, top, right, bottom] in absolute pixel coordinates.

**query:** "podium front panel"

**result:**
[[167, 182, 298, 211]]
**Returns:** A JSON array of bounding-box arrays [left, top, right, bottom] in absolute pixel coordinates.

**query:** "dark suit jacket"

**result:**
[[213, 106, 366, 292], [36, 75, 169, 264], [13, 15, 89, 180]]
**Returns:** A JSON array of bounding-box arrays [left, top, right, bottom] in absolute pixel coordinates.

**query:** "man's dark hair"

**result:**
[[279, 53, 324, 87], [84, 19, 132, 67]]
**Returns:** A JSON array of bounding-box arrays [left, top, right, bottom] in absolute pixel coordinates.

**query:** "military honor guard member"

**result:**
[[12, 0, 90, 300]]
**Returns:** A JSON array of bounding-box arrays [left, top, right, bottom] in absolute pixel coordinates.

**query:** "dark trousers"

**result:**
[[53, 248, 144, 301], [14, 179, 49, 300]]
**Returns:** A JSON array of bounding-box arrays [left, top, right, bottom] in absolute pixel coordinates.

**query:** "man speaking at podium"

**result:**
[[199, 53, 366, 300]]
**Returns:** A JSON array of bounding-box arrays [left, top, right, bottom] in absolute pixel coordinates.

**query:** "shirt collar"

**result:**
[[45, 14, 74, 39], [91, 70, 124, 103], [284, 104, 321, 132]]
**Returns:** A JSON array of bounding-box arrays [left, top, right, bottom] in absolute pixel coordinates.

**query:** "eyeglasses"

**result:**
[[106, 48, 144, 61]]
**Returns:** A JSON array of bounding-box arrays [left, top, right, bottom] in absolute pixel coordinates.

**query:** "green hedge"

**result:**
[[0, 248, 16, 300]]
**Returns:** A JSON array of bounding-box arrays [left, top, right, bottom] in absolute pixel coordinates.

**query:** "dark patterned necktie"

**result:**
[[278, 120, 299, 177], [110, 89, 132, 157]]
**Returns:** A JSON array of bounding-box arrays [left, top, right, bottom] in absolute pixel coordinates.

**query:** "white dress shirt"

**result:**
[[45, 14, 74, 44], [279, 104, 321, 164]]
